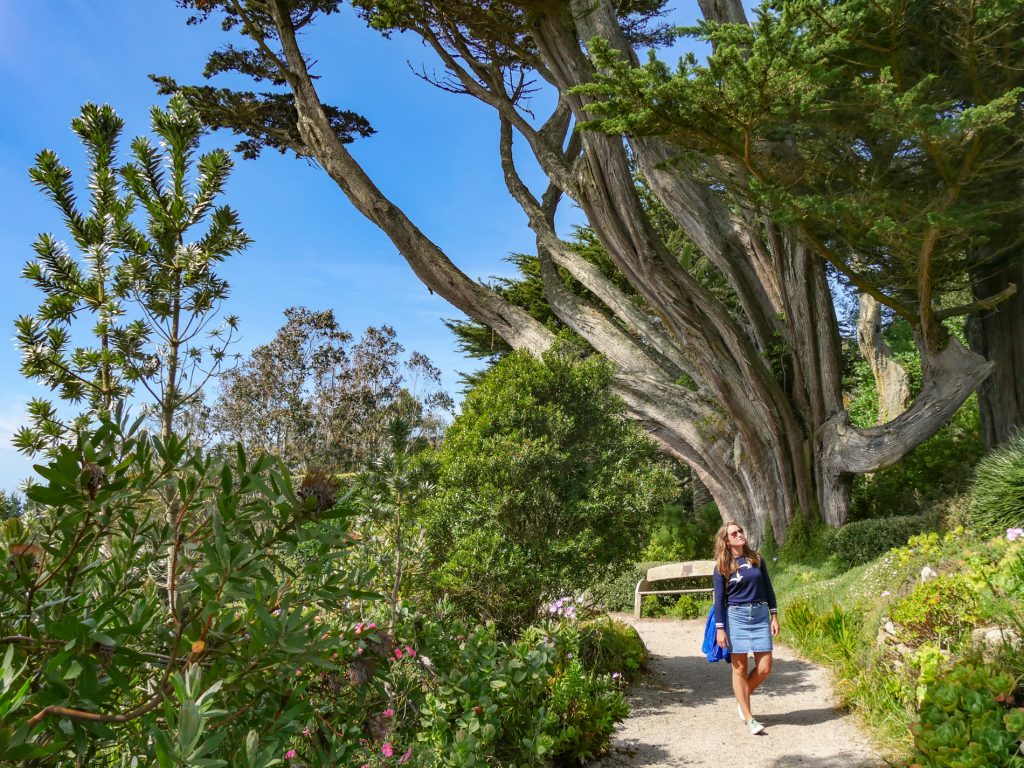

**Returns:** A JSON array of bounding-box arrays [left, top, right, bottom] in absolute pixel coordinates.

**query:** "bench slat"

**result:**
[[637, 588, 713, 595], [645, 559, 716, 581]]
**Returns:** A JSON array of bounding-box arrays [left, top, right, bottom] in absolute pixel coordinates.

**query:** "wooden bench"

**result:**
[[634, 560, 716, 619]]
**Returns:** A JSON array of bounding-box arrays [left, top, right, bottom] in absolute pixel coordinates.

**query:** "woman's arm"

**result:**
[[760, 557, 779, 615], [712, 569, 727, 628]]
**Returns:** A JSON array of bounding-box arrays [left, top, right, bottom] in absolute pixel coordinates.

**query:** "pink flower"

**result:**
[[382, 742, 394, 757], [404, 645, 416, 657], [399, 747, 413, 763], [357, 647, 364, 655], [394, 647, 403, 659], [367, 622, 377, 630], [302, 726, 312, 737], [355, 622, 364, 635], [383, 708, 394, 717], [284, 749, 298, 760]]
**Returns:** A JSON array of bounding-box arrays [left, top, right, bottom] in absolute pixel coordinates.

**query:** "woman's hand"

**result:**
[[770, 614, 780, 637], [716, 628, 729, 649]]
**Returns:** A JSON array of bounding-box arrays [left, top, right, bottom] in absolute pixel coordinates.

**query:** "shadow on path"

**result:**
[[588, 618, 884, 768]]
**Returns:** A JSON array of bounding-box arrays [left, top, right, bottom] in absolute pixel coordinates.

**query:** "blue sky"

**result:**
[[0, 2, 704, 490]]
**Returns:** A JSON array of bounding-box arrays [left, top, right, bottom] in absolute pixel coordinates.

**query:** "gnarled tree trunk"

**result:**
[[967, 253, 1024, 449], [189, 0, 995, 545], [857, 293, 911, 424]]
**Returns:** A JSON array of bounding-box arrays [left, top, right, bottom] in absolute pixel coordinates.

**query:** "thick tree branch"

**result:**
[[935, 282, 1017, 320], [823, 335, 993, 474], [266, 3, 555, 355]]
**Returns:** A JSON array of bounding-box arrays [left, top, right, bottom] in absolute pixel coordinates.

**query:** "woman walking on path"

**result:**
[[713, 521, 780, 735]]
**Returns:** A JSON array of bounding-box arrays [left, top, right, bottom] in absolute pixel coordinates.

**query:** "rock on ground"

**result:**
[[588, 616, 884, 768]]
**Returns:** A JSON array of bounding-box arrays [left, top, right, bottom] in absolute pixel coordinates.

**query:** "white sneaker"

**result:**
[[748, 718, 766, 735]]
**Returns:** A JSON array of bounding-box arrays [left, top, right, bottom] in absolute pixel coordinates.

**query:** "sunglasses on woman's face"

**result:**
[[728, 529, 745, 538]]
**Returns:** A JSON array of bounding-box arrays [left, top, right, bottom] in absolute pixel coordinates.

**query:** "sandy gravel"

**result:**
[[588, 616, 885, 768]]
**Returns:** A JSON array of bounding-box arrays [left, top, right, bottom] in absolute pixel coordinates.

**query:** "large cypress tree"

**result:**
[[159, 0, 1022, 543]]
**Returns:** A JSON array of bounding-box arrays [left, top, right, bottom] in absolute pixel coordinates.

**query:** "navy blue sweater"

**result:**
[[712, 556, 778, 628]]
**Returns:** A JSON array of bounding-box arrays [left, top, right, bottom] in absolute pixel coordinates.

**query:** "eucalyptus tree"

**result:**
[[15, 96, 249, 450], [212, 307, 453, 472], [161, 0, 1022, 542]]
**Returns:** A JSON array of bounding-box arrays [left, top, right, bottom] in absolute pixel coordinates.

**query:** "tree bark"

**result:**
[[856, 293, 911, 424], [221, 0, 996, 545], [967, 254, 1024, 448]]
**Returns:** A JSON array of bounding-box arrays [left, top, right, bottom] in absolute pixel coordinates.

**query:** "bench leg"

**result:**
[[634, 590, 642, 619]]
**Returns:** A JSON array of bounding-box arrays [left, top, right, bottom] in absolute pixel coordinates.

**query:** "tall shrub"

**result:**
[[968, 431, 1024, 536], [424, 345, 678, 633], [0, 415, 373, 765]]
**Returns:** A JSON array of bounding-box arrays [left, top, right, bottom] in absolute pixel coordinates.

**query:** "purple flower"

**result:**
[[1007, 527, 1024, 542]]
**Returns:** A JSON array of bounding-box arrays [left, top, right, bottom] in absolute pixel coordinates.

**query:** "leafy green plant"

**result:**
[[911, 661, 1024, 768], [576, 618, 648, 682], [667, 594, 711, 620], [968, 431, 1024, 536], [547, 658, 629, 765], [780, 514, 832, 563], [641, 503, 720, 562], [890, 575, 977, 646], [0, 414, 375, 764]]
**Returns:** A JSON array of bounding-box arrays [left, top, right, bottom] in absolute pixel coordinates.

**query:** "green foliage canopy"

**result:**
[[580, 0, 1024, 341], [424, 345, 679, 633]]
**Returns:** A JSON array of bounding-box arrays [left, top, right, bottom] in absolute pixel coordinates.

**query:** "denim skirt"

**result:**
[[726, 603, 773, 654]]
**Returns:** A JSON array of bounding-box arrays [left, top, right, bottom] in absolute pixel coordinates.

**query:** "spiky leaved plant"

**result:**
[[968, 431, 1024, 536]]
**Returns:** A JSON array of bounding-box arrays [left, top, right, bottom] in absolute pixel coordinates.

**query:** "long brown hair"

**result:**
[[714, 521, 761, 577]]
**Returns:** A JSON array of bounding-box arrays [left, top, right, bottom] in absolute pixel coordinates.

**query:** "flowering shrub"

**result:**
[[0, 417, 378, 765]]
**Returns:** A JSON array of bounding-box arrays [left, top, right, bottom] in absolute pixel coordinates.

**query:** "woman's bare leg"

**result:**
[[731, 653, 752, 720], [746, 651, 773, 695]]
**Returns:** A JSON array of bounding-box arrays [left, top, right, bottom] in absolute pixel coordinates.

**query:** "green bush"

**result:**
[[547, 658, 630, 765], [829, 514, 937, 566], [890, 574, 978, 646], [968, 431, 1024, 536], [590, 560, 671, 612], [780, 513, 832, 563], [911, 661, 1024, 768], [641, 503, 720, 562], [577, 618, 648, 681], [425, 346, 678, 633], [667, 594, 712, 620], [414, 618, 629, 767], [0, 416, 372, 765]]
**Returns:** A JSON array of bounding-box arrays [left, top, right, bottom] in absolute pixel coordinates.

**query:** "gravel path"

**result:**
[[589, 616, 885, 768]]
